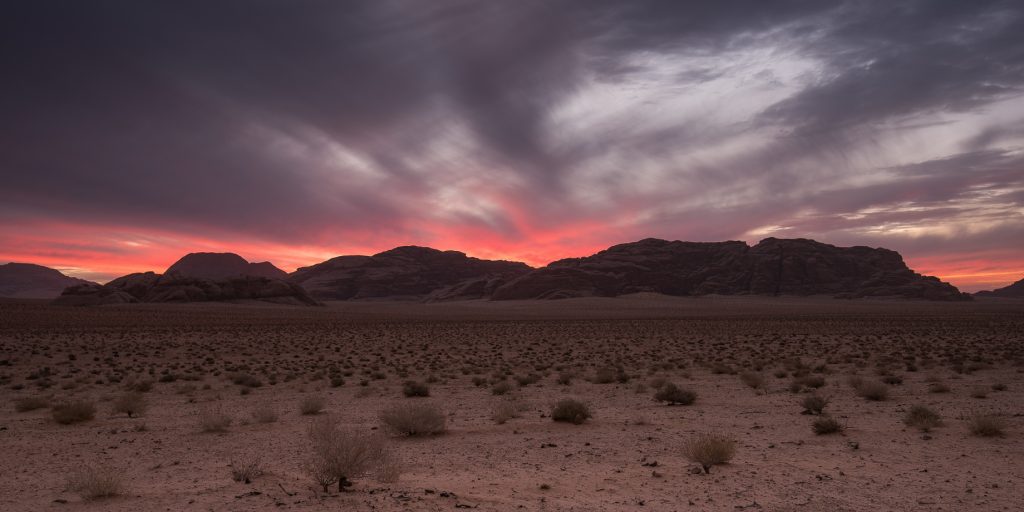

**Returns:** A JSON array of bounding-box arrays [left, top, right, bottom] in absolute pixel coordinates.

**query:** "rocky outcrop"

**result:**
[[0, 263, 95, 299], [290, 246, 532, 301], [54, 272, 320, 306], [52, 283, 138, 306], [491, 238, 970, 301], [975, 277, 1024, 298], [165, 252, 287, 280]]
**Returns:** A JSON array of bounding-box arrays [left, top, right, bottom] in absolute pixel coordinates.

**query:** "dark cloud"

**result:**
[[0, 1, 1022, 287]]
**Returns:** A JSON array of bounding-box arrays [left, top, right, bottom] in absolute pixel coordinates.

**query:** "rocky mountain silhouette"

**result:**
[[53, 253, 317, 306], [165, 252, 287, 280], [0, 263, 95, 299], [289, 246, 532, 301], [974, 277, 1024, 298], [490, 238, 970, 301]]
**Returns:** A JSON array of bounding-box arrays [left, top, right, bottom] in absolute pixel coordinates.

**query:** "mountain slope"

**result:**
[[0, 263, 95, 298], [289, 246, 533, 300], [491, 238, 969, 301], [974, 277, 1024, 298], [165, 252, 287, 280]]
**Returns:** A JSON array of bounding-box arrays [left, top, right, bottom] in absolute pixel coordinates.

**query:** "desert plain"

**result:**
[[1, 295, 1022, 512]]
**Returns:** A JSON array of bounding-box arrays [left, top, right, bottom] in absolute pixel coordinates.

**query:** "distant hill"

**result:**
[[289, 246, 532, 301], [165, 252, 287, 280], [490, 238, 970, 301], [53, 253, 316, 306], [974, 277, 1024, 298], [0, 263, 95, 299]]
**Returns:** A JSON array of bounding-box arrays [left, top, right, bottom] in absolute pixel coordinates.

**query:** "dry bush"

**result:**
[[653, 382, 696, 405], [198, 406, 232, 433], [300, 395, 326, 415], [66, 465, 126, 500], [402, 380, 430, 397], [379, 402, 446, 436], [739, 372, 765, 392], [812, 415, 844, 435], [970, 387, 989, 399], [550, 398, 591, 424], [111, 392, 147, 418], [800, 394, 829, 415], [230, 454, 263, 483], [52, 400, 96, 425], [853, 380, 890, 401], [306, 415, 390, 492], [374, 449, 403, 483], [904, 405, 941, 432], [682, 433, 736, 473], [491, 399, 521, 425], [928, 382, 951, 393], [251, 404, 279, 424], [14, 395, 49, 412], [491, 381, 513, 395], [967, 414, 1007, 437]]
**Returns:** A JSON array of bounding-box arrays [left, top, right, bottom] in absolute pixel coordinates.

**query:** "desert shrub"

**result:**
[[14, 395, 49, 412], [991, 383, 1007, 391], [556, 371, 573, 385], [881, 375, 903, 385], [739, 372, 765, 392], [306, 415, 389, 492], [111, 392, 147, 418], [230, 454, 263, 483], [928, 381, 951, 393], [379, 402, 446, 436], [592, 367, 619, 384], [130, 380, 153, 393], [300, 395, 326, 415], [514, 374, 540, 386], [230, 373, 262, 388], [52, 400, 96, 425], [812, 415, 844, 435], [330, 376, 345, 388], [491, 399, 521, 425], [854, 380, 890, 401], [198, 406, 232, 433], [682, 433, 736, 473], [251, 404, 279, 424], [970, 387, 989, 399], [374, 449, 402, 483], [967, 414, 1006, 437], [799, 375, 826, 388], [904, 405, 941, 432], [800, 394, 829, 415], [550, 398, 591, 424], [66, 465, 125, 500], [402, 380, 430, 397], [491, 381, 513, 396], [654, 383, 696, 405]]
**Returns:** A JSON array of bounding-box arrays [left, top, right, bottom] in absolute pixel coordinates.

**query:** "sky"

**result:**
[[1, 1, 1023, 292]]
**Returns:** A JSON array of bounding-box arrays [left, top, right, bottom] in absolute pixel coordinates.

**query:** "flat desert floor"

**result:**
[[1, 295, 1022, 511]]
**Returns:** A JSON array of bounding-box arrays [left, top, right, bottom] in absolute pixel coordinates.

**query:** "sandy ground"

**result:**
[[0, 295, 1022, 511]]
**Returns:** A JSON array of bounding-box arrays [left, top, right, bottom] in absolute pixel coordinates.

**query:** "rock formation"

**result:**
[[289, 246, 532, 301], [53, 253, 318, 306], [0, 263, 95, 299], [974, 277, 1024, 298], [165, 252, 287, 280], [491, 238, 970, 301]]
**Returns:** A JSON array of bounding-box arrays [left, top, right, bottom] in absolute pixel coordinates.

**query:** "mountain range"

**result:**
[[4, 238, 1016, 305]]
